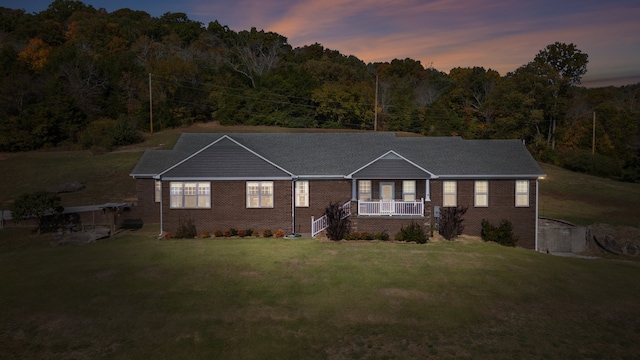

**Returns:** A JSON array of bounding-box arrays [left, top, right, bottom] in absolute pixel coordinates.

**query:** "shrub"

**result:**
[[344, 232, 359, 240], [163, 232, 172, 239], [324, 202, 351, 241], [245, 229, 254, 236], [199, 231, 210, 238], [175, 216, 197, 239], [214, 230, 224, 237], [394, 232, 403, 241], [274, 229, 285, 238], [374, 231, 390, 241], [230, 228, 238, 236], [263, 229, 273, 238], [481, 219, 519, 247], [400, 221, 428, 244], [360, 232, 373, 240], [438, 206, 468, 240], [237, 229, 246, 238], [223, 230, 231, 237]]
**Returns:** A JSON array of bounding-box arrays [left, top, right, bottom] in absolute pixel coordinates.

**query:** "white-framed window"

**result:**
[[170, 182, 210, 209], [247, 181, 274, 208], [515, 180, 529, 207], [443, 180, 457, 207], [475, 180, 488, 207], [295, 181, 309, 207], [403, 180, 416, 201], [358, 180, 372, 201], [154, 180, 161, 203]]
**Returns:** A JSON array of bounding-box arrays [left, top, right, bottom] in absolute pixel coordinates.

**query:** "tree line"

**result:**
[[1, 0, 638, 181]]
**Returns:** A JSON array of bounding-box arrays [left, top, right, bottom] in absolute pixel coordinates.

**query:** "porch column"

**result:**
[[351, 178, 357, 200], [425, 179, 431, 201]]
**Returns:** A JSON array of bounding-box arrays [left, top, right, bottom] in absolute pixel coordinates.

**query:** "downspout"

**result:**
[[287, 177, 300, 237], [291, 180, 295, 235], [158, 178, 163, 237], [535, 178, 539, 252]]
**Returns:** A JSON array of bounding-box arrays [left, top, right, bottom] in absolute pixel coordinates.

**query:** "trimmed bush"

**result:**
[[374, 231, 390, 241], [223, 230, 231, 237], [400, 221, 428, 244], [263, 229, 273, 238], [481, 219, 519, 247], [245, 229, 254, 236], [360, 232, 373, 240], [199, 231, 210, 238], [214, 230, 224, 237], [344, 232, 359, 240], [230, 228, 238, 236], [275, 229, 285, 238], [237, 229, 246, 238], [175, 216, 197, 239]]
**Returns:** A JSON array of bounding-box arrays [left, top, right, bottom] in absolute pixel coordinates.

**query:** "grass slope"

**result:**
[[1, 229, 640, 359], [538, 163, 640, 226]]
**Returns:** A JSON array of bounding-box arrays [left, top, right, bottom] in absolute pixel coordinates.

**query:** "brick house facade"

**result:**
[[130, 133, 545, 249]]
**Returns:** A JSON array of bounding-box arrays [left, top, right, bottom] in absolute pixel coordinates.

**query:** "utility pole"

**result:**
[[592, 111, 596, 155], [149, 73, 153, 134], [374, 75, 378, 131]]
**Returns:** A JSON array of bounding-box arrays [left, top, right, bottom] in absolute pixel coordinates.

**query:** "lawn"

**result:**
[[1, 228, 639, 359], [538, 162, 640, 226]]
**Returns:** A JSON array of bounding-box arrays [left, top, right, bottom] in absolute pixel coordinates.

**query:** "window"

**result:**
[[475, 181, 488, 207], [295, 181, 309, 207], [170, 182, 210, 209], [358, 180, 372, 201], [515, 180, 529, 207], [247, 181, 274, 208], [154, 180, 161, 203], [403, 180, 416, 201], [443, 181, 457, 207]]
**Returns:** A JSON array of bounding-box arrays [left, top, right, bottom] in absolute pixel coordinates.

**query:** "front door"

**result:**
[[380, 182, 394, 214]]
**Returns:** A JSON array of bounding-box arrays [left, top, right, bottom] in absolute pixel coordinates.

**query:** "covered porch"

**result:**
[[357, 198, 425, 216]]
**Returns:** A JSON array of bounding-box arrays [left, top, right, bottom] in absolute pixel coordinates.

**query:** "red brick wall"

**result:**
[[294, 180, 352, 234], [350, 216, 433, 238], [161, 180, 292, 235], [133, 179, 161, 223], [430, 179, 537, 248]]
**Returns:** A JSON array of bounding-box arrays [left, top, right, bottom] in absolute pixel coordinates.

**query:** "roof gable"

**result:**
[[159, 135, 293, 180], [348, 150, 436, 179]]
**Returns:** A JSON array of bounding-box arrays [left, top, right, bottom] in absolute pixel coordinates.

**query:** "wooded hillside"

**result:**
[[1, 0, 638, 181]]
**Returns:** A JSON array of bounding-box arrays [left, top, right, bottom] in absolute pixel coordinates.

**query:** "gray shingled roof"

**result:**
[[130, 132, 545, 179]]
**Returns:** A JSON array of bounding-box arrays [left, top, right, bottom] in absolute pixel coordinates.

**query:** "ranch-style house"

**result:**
[[130, 132, 546, 248]]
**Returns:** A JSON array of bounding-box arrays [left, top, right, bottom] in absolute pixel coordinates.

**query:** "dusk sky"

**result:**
[[5, 0, 640, 87]]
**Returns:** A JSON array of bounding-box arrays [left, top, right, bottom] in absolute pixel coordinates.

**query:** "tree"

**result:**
[[11, 191, 63, 233], [534, 42, 588, 86]]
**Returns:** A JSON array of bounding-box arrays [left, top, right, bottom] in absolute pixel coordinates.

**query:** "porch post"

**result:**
[[425, 179, 431, 201], [351, 178, 357, 200]]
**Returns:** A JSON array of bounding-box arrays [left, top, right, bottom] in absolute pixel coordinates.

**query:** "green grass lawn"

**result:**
[[1, 228, 639, 359], [538, 163, 640, 226]]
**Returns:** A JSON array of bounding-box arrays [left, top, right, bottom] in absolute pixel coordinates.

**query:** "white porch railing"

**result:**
[[358, 199, 424, 216], [311, 201, 351, 237]]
